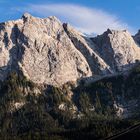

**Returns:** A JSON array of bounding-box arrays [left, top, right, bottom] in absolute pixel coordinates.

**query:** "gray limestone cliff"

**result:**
[[0, 13, 140, 86], [92, 29, 140, 72], [0, 13, 92, 86]]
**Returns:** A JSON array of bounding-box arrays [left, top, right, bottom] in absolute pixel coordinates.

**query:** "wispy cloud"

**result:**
[[15, 4, 134, 35]]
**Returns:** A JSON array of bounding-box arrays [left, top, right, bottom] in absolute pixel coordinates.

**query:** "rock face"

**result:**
[[134, 30, 140, 45], [0, 13, 140, 85], [0, 13, 92, 85], [92, 29, 140, 72], [63, 23, 112, 75]]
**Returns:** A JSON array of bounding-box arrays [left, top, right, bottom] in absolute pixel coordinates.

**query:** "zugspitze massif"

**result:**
[[0, 13, 140, 86], [1, 11, 140, 140]]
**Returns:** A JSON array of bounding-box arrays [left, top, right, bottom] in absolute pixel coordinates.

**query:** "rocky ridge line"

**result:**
[[0, 13, 140, 86]]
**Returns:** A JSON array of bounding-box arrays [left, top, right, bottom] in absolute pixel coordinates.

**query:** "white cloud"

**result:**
[[18, 4, 134, 35]]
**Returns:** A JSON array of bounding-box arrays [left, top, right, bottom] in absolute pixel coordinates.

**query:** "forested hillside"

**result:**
[[0, 64, 140, 139]]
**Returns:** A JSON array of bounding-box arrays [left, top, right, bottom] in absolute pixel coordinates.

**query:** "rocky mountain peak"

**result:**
[[0, 14, 92, 86], [63, 23, 112, 75], [22, 12, 32, 19], [92, 29, 140, 71], [0, 14, 140, 86], [21, 13, 36, 24]]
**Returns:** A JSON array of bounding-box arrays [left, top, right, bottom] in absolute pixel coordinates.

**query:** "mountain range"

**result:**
[[1, 13, 140, 140], [1, 13, 140, 86]]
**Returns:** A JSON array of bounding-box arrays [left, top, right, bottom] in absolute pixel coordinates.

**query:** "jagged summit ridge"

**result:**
[[22, 12, 32, 19], [63, 23, 113, 75], [0, 13, 92, 85], [92, 29, 140, 71], [0, 13, 140, 85]]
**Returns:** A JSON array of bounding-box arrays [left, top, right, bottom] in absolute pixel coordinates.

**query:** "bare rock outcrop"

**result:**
[[0, 13, 92, 86], [0, 13, 140, 86], [92, 29, 140, 71], [63, 23, 113, 75]]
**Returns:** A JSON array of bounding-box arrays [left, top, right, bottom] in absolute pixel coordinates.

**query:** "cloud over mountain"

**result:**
[[21, 4, 133, 34]]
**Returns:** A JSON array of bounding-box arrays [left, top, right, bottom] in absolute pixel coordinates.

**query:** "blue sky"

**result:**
[[0, 0, 139, 35]]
